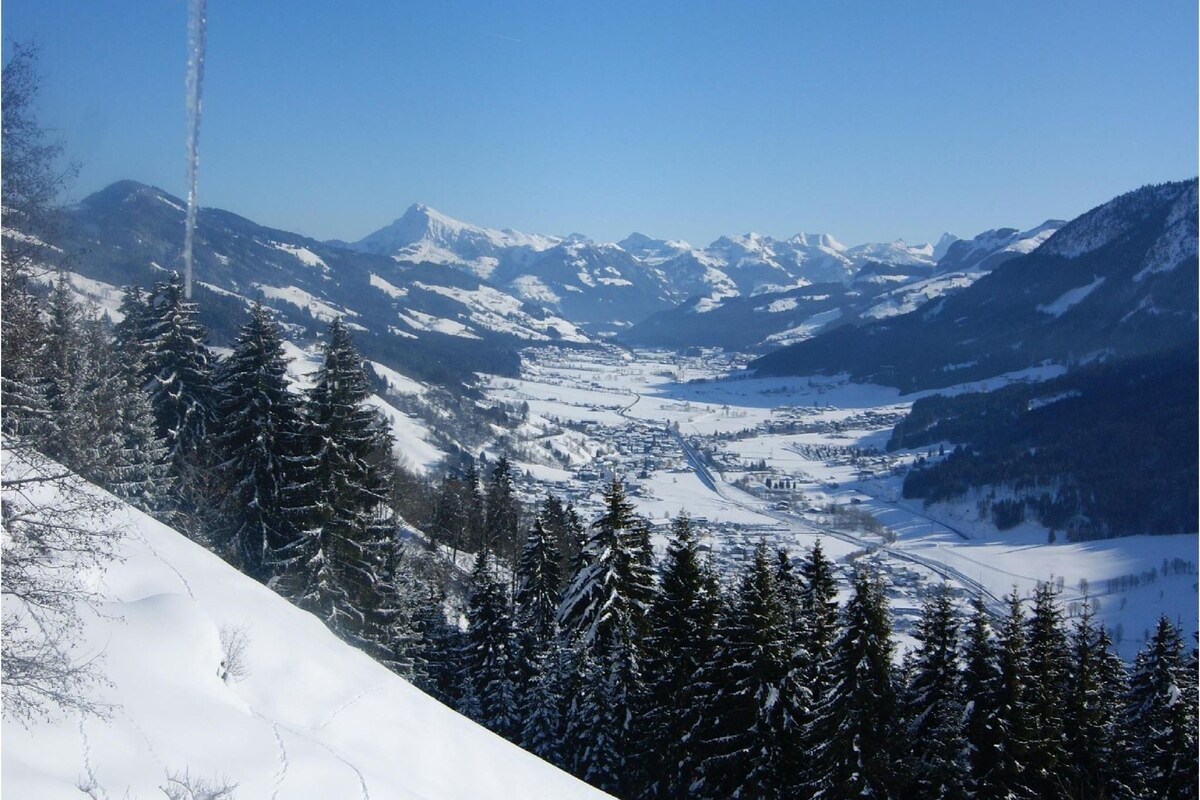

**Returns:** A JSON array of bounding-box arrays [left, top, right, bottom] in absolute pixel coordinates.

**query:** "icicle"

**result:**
[[183, 0, 208, 299]]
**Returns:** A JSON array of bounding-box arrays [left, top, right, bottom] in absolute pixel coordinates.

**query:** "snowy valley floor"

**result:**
[[485, 345, 1198, 660]]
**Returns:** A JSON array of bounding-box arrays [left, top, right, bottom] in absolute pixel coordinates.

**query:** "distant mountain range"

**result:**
[[752, 180, 1198, 391], [40, 181, 594, 386], [347, 203, 999, 336], [18, 178, 1194, 399]]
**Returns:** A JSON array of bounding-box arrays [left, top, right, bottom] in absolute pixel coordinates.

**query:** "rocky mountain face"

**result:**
[[751, 180, 1198, 391]]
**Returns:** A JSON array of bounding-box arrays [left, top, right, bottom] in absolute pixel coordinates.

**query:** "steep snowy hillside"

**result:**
[[1, 460, 611, 800]]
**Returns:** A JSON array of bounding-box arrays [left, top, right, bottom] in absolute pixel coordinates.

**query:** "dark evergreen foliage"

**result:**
[[213, 302, 304, 580], [807, 566, 899, 799], [901, 583, 969, 800], [275, 318, 397, 656], [642, 515, 722, 800], [1126, 616, 1199, 799], [894, 346, 1198, 540]]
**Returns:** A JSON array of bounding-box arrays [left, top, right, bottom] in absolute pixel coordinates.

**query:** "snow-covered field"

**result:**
[[1, 463, 611, 800], [485, 345, 1197, 659]]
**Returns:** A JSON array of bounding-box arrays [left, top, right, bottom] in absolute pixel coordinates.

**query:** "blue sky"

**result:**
[[4, 1, 1196, 247]]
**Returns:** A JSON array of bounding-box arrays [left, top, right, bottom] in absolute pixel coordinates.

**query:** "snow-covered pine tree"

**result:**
[[520, 637, 570, 769], [114, 285, 154, 370], [559, 478, 656, 649], [144, 273, 217, 533], [145, 273, 215, 468], [642, 514, 722, 800], [960, 594, 1006, 798], [1023, 581, 1070, 797], [277, 317, 397, 656], [462, 461, 486, 554], [213, 302, 303, 581], [696, 540, 805, 800], [1062, 601, 1134, 800], [558, 479, 657, 796], [900, 583, 969, 800], [464, 548, 517, 741], [40, 277, 94, 472], [484, 455, 520, 562], [513, 516, 564, 682], [799, 537, 839, 674], [985, 589, 1035, 799], [0, 262, 48, 440], [1125, 615, 1198, 799], [78, 314, 170, 513], [806, 565, 899, 800]]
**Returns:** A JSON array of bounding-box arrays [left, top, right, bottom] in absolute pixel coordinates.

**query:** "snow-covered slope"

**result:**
[[1, 466, 611, 800]]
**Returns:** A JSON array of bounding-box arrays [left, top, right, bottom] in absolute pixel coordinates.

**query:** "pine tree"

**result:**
[[213, 302, 303, 581], [1023, 581, 1070, 796], [558, 479, 657, 796], [696, 541, 805, 800], [462, 461, 486, 553], [145, 273, 215, 482], [800, 538, 840, 673], [41, 277, 93, 471], [464, 549, 517, 740], [514, 516, 563, 668], [807, 565, 898, 799], [483, 455, 520, 562], [1062, 601, 1133, 800], [901, 583, 969, 800], [1126, 616, 1198, 799], [559, 479, 656, 649], [277, 318, 397, 656], [985, 590, 1035, 799], [0, 263, 48, 440], [960, 594, 1006, 798], [642, 514, 722, 799], [78, 314, 170, 512], [521, 638, 569, 768]]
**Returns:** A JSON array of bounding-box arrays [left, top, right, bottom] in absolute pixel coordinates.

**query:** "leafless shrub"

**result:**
[[218, 625, 251, 683]]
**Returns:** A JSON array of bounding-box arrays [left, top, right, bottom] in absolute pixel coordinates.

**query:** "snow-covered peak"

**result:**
[[354, 204, 562, 277], [785, 232, 848, 252], [932, 232, 959, 261], [936, 219, 1065, 273], [846, 238, 938, 268]]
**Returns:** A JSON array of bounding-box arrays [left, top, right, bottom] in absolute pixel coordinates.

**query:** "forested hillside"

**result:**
[[890, 346, 1198, 539]]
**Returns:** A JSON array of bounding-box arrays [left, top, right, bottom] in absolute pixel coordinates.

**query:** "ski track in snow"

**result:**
[[118, 708, 167, 774], [248, 708, 290, 800], [268, 721, 289, 800], [275, 720, 376, 800], [134, 530, 196, 601], [78, 716, 107, 799], [316, 685, 387, 730]]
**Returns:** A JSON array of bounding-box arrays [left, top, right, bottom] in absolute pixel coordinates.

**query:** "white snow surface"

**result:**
[[1, 467, 611, 799], [1036, 275, 1105, 317], [253, 284, 355, 323], [272, 242, 330, 273]]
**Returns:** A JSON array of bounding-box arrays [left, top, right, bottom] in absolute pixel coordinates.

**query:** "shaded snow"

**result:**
[[1036, 276, 1104, 317]]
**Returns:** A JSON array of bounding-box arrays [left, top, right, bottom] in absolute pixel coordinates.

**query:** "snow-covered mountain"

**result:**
[[752, 180, 1198, 390], [934, 219, 1063, 274], [1, 457, 611, 800], [33, 181, 593, 389], [355, 203, 562, 280], [352, 205, 973, 329]]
